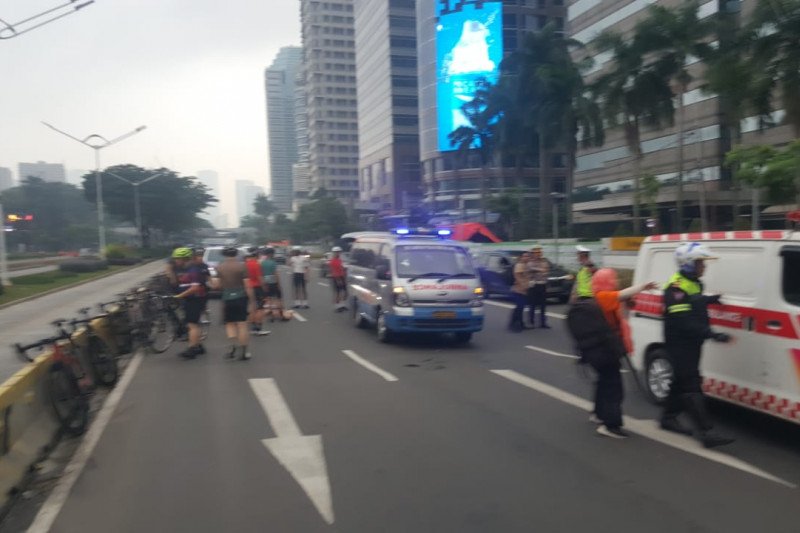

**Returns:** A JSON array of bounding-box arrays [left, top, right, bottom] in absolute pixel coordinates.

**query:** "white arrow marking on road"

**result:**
[[248, 378, 335, 524]]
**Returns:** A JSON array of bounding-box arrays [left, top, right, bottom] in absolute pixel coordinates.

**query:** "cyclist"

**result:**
[[193, 247, 211, 324], [289, 247, 310, 309], [216, 246, 256, 360], [172, 247, 207, 359], [245, 247, 270, 336], [329, 246, 347, 312], [261, 247, 287, 321]]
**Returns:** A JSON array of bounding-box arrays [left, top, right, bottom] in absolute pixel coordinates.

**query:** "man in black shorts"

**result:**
[[215, 246, 256, 360], [260, 248, 287, 321], [172, 247, 207, 358]]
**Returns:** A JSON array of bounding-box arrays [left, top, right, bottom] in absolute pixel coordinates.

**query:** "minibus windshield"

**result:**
[[395, 245, 475, 279]]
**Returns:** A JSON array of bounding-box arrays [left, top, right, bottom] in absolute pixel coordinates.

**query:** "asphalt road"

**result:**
[[0, 261, 166, 382], [16, 269, 800, 533]]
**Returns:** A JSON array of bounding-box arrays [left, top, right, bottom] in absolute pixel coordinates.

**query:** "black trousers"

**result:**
[[508, 292, 526, 331], [592, 359, 624, 429], [527, 284, 547, 326], [662, 341, 712, 431]]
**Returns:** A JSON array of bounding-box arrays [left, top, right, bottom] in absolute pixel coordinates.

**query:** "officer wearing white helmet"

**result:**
[[660, 242, 734, 448], [571, 245, 596, 302]]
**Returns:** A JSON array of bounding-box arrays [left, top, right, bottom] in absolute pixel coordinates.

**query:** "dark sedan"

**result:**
[[475, 250, 574, 303]]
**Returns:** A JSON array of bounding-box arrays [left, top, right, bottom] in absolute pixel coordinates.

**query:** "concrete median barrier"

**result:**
[[0, 351, 57, 509]]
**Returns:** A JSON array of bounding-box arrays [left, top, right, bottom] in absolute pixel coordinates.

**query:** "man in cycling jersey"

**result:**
[[260, 247, 287, 321], [245, 247, 270, 336], [172, 247, 207, 359]]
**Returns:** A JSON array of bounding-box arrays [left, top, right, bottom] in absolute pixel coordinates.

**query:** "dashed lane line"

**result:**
[[342, 350, 399, 382], [293, 312, 308, 322], [490, 369, 796, 489], [317, 282, 329, 287], [483, 299, 566, 319], [526, 345, 580, 360]]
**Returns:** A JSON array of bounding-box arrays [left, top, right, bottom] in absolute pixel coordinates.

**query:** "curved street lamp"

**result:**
[[42, 122, 147, 257], [103, 170, 165, 248], [0, 1, 94, 40]]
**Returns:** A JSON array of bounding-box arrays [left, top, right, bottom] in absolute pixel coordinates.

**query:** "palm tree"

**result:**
[[635, 1, 713, 231], [502, 25, 604, 237], [448, 79, 498, 224], [593, 31, 675, 234], [751, 0, 800, 137]]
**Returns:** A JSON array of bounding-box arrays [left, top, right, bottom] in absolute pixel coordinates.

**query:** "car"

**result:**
[[202, 246, 226, 298], [475, 249, 574, 303]]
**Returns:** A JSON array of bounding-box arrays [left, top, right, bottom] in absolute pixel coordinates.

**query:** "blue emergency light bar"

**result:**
[[393, 227, 453, 238]]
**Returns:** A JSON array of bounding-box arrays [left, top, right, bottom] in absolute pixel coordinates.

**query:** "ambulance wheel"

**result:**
[[376, 310, 394, 343], [352, 299, 367, 329], [645, 348, 673, 405]]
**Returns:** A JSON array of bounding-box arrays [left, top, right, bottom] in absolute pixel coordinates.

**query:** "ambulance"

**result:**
[[347, 229, 484, 344], [629, 230, 800, 424]]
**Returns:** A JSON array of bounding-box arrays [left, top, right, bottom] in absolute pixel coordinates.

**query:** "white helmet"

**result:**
[[576, 245, 591, 253], [675, 242, 717, 269], [332, 246, 342, 252]]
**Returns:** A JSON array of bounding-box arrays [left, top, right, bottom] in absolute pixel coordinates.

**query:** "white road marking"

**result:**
[[524, 345, 630, 372], [293, 312, 307, 322], [317, 282, 329, 287], [526, 345, 580, 360], [28, 351, 146, 533], [491, 369, 797, 489], [249, 379, 335, 524], [342, 349, 399, 382], [483, 300, 566, 319]]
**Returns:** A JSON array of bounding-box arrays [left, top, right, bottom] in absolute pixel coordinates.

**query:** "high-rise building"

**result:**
[[18, 161, 66, 183], [0, 167, 13, 191], [265, 46, 304, 213], [299, 0, 360, 203], [568, 0, 795, 232], [236, 179, 264, 222], [196, 170, 222, 225], [354, 0, 421, 213], [293, 69, 312, 211], [416, 0, 568, 228]]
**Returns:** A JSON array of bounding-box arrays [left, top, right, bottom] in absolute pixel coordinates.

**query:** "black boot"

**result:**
[[699, 431, 735, 449], [660, 416, 692, 436], [683, 393, 734, 447]]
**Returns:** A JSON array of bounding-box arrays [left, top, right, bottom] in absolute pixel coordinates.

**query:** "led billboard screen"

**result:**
[[436, 0, 503, 152]]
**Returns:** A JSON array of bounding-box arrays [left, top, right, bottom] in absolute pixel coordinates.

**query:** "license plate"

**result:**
[[432, 311, 457, 319]]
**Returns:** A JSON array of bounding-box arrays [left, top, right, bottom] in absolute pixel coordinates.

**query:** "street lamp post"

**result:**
[[0, 203, 9, 287], [551, 192, 566, 266], [103, 170, 165, 248], [42, 122, 146, 257]]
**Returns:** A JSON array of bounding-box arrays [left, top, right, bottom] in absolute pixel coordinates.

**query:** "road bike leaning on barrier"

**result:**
[[14, 325, 92, 436], [100, 289, 182, 354], [73, 307, 119, 387]]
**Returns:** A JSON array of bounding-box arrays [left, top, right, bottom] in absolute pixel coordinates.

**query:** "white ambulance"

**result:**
[[629, 230, 800, 424]]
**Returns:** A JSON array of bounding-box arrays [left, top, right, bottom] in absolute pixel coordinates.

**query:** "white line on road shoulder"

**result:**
[[490, 369, 796, 489], [28, 351, 146, 533], [342, 350, 399, 382], [526, 345, 580, 360], [293, 312, 307, 322], [483, 300, 566, 319], [317, 282, 329, 287]]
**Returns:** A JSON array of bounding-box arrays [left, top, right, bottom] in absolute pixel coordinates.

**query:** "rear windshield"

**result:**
[[205, 249, 224, 264], [395, 245, 475, 278]]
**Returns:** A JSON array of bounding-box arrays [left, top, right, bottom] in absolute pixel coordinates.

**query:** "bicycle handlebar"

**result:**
[[14, 332, 72, 361]]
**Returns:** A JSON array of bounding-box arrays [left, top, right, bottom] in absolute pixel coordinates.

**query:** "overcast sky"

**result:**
[[0, 0, 301, 221]]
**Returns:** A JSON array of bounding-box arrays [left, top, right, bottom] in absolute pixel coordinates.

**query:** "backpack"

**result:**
[[566, 299, 625, 367]]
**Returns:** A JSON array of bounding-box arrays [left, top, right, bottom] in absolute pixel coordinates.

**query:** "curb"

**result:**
[[0, 261, 159, 311]]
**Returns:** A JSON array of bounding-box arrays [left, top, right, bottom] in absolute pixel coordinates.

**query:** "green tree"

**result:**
[[725, 143, 800, 217], [254, 194, 277, 218], [0, 177, 97, 251], [641, 174, 661, 232], [448, 79, 498, 224], [635, 1, 713, 231], [750, 0, 800, 137], [593, 30, 675, 234], [487, 192, 521, 240], [512, 25, 604, 236], [291, 188, 353, 244], [83, 165, 216, 245]]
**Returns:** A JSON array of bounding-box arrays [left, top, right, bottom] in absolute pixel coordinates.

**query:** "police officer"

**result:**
[[660, 242, 734, 448], [570, 245, 596, 302]]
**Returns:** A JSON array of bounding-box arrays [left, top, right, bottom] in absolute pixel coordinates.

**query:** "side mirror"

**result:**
[[375, 264, 391, 280]]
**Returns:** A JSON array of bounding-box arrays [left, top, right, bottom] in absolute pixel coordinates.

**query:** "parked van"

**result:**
[[629, 230, 800, 424], [347, 231, 484, 343]]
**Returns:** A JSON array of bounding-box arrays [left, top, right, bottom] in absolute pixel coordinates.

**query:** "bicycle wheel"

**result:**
[[148, 310, 176, 353], [47, 363, 89, 436], [87, 336, 119, 387]]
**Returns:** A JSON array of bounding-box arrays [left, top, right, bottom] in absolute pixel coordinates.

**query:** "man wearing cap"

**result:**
[[570, 245, 597, 303], [527, 245, 551, 328]]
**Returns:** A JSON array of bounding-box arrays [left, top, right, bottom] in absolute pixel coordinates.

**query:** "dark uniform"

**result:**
[[661, 272, 731, 446]]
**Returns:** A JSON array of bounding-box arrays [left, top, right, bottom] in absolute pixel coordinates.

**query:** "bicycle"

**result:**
[[73, 307, 119, 387], [15, 326, 91, 436]]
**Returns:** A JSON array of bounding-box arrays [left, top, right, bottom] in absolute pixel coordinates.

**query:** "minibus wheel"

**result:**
[[376, 310, 394, 343], [352, 298, 367, 328], [645, 348, 673, 405]]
